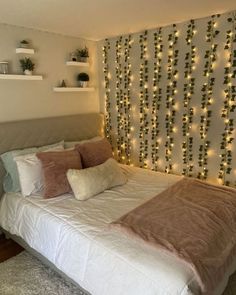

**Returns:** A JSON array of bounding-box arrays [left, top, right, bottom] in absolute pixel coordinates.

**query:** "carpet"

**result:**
[[0, 251, 236, 294], [0, 251, 87, 295]]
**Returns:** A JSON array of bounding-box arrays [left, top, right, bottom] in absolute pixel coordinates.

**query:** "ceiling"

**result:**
[[0, 0, 236, 41]]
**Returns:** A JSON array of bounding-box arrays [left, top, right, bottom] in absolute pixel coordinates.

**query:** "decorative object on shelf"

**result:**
[[76, 47, 89, 62], [0, 61, 9, 74], [19, 40, 30, 49], [19, 57, 35, 75], [70, 52, 77, 61], [60, 80, 67, 87], [77, 72, 89, 87]]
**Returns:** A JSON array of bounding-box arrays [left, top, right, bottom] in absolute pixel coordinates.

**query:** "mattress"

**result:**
[[0, 165, 233, 295]]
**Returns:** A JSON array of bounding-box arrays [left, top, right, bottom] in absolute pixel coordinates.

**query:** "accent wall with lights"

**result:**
[[99, 10, 236, 187]]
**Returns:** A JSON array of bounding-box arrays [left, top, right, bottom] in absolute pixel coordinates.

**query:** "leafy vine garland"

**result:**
[[198, 15, 220, 180], [165, 24, 179, 173], [139, 30, 149, 168], [182, 20, 196, 176], [218, 13, 236, 185], [151, 28, 163, 170], [123, 35, 132, 164], [102, 39, 112, 143]]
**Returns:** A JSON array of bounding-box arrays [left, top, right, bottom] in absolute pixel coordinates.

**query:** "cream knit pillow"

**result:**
[[67, 158, 127, 201]]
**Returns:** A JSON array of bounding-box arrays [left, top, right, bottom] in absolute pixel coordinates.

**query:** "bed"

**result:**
[[0, 113, 235, 295]]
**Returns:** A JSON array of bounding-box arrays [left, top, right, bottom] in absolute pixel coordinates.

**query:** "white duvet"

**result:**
[[0, 165, 232, 295]]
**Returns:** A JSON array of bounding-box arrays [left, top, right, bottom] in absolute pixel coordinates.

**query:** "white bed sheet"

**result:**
[[0, 165, 231, 295]]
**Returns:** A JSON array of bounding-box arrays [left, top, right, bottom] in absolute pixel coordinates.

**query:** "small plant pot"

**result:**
[[78, 57, 88, 63], [78, 81, 88, 88], [24, 70, 33, 75], [20, 43, 29, 49]]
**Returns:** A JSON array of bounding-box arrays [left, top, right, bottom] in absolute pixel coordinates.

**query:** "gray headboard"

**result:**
[[0, 113, 104, 197]]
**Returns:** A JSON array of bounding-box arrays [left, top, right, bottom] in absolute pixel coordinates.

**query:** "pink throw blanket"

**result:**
[[111, 178, 236, 294]]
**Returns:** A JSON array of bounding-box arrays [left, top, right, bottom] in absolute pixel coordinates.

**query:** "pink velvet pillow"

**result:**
[[37, 150, 82, 198], [75, 138, 113, 168]]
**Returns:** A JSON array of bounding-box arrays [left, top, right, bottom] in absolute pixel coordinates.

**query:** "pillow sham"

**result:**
[[37, 149, 82, 198], [1, 141, 64, 193], [75, 138, 113, 168], [14, 145, 63, 197], [64, 136, 102, 149], [67, 158, 127, 201]]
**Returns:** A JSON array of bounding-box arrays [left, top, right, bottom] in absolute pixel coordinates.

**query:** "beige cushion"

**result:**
[[37, 150, 82, 198], [67, 158, 127, 201], [75, 138, 113, 168], [64, 136, 102, 149]]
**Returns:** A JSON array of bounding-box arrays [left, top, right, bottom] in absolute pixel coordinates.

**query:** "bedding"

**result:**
[[14, 145, 64, 197], [0, 141, 64, 193], [36, 149, 82, 198], [0, 165, 235, 295], [111, 178, 236, 294], [67, 158, 127, 201], [75, 138, 113, 168]]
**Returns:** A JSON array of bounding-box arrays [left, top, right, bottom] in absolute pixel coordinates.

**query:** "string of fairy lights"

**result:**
[[102, 39, 112, 143], [165, 24, 179, 174], [102, 11, 236, 187], [139, 30, 149, 168], [115, 36, 123, 162], [182, 19, 196, 176], [151, 28, 163, 171], [198, 14, 220, 180], [218, 13, 236, 186], [123, 35, 132, 165]]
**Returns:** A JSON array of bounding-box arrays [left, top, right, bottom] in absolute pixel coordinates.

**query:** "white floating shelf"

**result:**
[[66, 61, 89, 67], [53, 87, 94, 92], [16, 48, 35, 54], [0, 74, 43, 80]]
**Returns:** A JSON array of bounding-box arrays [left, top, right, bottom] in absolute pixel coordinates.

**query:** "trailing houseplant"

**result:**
[[20, 58, 35, 75], [20, 40, 29, 49], [76, 47, 89, 62], [77, 72, 89, 87]]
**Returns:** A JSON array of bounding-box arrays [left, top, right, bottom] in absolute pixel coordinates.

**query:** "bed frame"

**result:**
[[0, 113, 104, 197], [0, 113, 104, 294]]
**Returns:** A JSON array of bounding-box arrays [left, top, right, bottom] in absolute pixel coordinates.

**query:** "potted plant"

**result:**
[[20, 58, 35, 75], [76, 47, 89, 62], [20, 40, 29, 49], [77, 72, 89, 87]]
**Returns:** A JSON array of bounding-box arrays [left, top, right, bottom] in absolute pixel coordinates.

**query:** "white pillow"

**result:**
[[14, 145, 64, 197], [67, 158, 127, 201]]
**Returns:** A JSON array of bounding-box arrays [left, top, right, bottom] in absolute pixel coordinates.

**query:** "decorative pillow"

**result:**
[[67, 158, 127, 201], [37, 150, 82, 198], [64, 136, 102, 149], [14, 145, 64, 197], [1, 141, 64, 193], [75, 138, 113, 168]]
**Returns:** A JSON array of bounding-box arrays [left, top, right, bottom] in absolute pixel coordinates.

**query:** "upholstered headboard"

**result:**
[[0, 113, 104, 197]]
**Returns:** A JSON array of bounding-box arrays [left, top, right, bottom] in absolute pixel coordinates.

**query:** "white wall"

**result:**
[[98, 10, 236, 186], [0, 23, 100, 122]]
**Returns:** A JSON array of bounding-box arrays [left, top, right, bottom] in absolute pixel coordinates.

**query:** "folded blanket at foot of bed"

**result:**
[[111, 178, 236, 295]]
